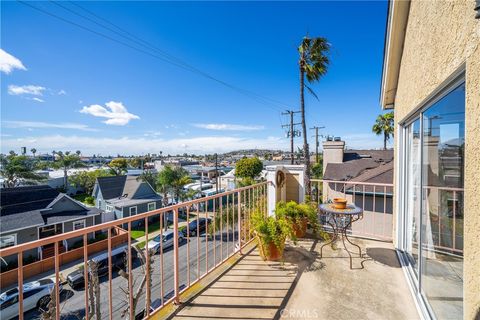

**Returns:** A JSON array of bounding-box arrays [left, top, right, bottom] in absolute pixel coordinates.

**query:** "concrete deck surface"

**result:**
[[169, 238, 420, 320]]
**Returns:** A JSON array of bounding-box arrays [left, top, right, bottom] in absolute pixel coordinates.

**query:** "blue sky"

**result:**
[[1, 1, 389, 156]]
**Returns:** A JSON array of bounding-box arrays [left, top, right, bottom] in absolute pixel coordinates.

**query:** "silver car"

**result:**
[[0, 278, 61, 320], [146, 230, 184, 254]]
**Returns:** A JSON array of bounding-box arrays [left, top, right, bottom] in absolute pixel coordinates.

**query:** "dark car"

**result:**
[[67, 245, 137, 290], [183, 218, 212, 237]]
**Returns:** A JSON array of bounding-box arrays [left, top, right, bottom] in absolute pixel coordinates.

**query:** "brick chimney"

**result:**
[[322, 139, 345, 174]]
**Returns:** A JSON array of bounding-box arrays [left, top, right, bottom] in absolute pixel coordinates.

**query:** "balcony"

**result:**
[[0, 179, 422, 320]]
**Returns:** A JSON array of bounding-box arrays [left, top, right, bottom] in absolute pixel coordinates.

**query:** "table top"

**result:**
[[319, 203, 363, 215]]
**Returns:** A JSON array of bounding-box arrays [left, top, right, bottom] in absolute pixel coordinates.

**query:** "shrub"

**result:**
[[85, 196, 95, 205]]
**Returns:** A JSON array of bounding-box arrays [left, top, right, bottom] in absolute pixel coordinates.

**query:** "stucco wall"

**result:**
[[393, 1, 479, 318]]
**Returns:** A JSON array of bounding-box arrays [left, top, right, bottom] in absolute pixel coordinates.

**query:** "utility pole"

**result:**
[[310, 126, 325, 164], [282, 110, 301, 164]]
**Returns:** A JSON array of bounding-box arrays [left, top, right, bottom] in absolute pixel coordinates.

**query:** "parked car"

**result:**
[[0, 279, 61, 320], [146, 230, 184, 254], [67, 245, 137, 290], [183, 217, 212, 237]]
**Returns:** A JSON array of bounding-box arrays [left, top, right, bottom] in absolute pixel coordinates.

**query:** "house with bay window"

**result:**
[[381, 0, 479, 318], [0, 185, 101, 264]]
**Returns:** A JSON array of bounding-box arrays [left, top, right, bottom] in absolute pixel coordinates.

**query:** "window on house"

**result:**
[[0, 234, 17, 249], [106, 205, 114, 212], [73, 220, 86, 230], [148, 202, 156, 211], [129, 206, 137, 216]]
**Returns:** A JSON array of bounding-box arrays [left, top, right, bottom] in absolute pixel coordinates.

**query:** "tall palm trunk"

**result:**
[[300, 59, 311, 197], [384, 133, 387, 150]]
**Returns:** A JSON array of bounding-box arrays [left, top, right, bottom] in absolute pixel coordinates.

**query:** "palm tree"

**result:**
[[53, 151, 85, 190], [31, 148, 37, 158], [372, 112, 394, 150], [298, 35, 330, 196]]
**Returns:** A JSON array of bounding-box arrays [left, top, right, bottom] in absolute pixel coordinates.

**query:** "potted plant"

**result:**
[[275, 201, 318, 238], [252, 211, 291, 261]]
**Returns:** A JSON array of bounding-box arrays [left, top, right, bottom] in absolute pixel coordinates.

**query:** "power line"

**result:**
[[282, 110, 301, 164], [18, 0, 288, 112], [310, 125, 325, 164]]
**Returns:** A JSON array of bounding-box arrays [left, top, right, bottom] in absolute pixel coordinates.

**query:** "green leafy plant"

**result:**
[[252, 210, 292, 260], [275, 201, 319, 235]]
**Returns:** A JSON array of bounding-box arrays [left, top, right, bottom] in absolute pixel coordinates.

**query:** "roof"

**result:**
[[96, 175, 128, 199], [107, 195, 161, 207], [324, 150, 394, 186], [0, 186, 101, 233], [380, 0, 411, 109], [0, 185, 60, 216], [96, 175, 156, 201], [0, 210, 44, 233]]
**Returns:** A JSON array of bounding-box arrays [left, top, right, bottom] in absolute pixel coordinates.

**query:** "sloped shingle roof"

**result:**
[[0, 185, 60, 216]]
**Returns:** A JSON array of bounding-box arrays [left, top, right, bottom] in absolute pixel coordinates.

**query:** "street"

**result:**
[[19, 229, 240, 320]]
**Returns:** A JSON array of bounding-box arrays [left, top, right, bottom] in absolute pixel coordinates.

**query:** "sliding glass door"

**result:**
[[402, 82, 465, 319]]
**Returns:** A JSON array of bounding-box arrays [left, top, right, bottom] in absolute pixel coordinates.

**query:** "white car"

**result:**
[[0, 278, 61, 320], [146, 230, 184, 254]]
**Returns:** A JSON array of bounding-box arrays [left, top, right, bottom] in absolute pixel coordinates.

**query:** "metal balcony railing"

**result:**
[[0, 182, 268, 320], [312, 179, 464, 255]]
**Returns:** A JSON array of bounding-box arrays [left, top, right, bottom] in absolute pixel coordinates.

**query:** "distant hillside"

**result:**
[[222, 149, 284, 157]]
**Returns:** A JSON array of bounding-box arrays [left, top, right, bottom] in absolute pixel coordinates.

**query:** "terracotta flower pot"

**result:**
[[333, 198, 347, 209], [260, 241, 284, 261], [293, 218, 308, 238]]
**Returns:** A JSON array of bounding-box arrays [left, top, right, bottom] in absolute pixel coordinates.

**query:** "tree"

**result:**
[[298, 35, 330, 196], [31, 148, 37, 158], [157, 165, 192, 203], [137, 170, 157, 190], [372, 111, 394, 150], [52, 151, 85, 190], [235, 157, 263, 179], [0, 154, 46, 188], [108, 158, 128, 175], [70, 169, 111, 194]]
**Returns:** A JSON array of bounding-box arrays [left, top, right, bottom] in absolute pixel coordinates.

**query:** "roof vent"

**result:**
[[334, 137, 341, 141]]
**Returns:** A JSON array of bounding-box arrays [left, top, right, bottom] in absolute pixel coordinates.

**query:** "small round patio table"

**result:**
[[318, 203, 363, 269]]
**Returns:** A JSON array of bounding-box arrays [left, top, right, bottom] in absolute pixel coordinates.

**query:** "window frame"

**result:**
[[0, 233, 17, 249], [398, 73, 465, 320], [105, 205, 114, 212], [73, 219, 86, 230], [129, 206, 137, 216], [147, 202, 156, 212]]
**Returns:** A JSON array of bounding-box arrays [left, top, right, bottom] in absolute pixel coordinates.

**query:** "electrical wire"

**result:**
[[19, 0, 289, 113]]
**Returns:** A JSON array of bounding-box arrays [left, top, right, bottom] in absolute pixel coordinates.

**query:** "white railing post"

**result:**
[[173, 208, 180, 305], [237, 190, 242, 254]]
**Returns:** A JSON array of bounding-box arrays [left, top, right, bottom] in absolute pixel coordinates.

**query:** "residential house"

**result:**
[[92, 175, 162, 224], [380, 0, 479, 318], [321, 139, 394, 239], [0, 185, 101, 263]]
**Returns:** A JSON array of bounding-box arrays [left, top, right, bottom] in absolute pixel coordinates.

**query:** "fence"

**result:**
[[0, 182, 267, 320]]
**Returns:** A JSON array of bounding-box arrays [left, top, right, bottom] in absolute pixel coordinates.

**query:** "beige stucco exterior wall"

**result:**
[[392, 0, 480, 318]]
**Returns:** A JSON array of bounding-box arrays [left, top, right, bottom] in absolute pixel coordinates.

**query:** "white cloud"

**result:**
[[3, 121, 97, 132], [31, 97, 45, 103], [193, 123, 265, 131], [8, 85, 46, 96], [0, 49, 27, 74], [0, 135, 288, 155], [57, 90, 67, 95], [80, 101, 139, 126]]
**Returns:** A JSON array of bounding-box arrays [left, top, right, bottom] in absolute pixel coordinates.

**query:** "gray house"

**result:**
[[92, 175, 162, 224], [0, 185, 102, 264]]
